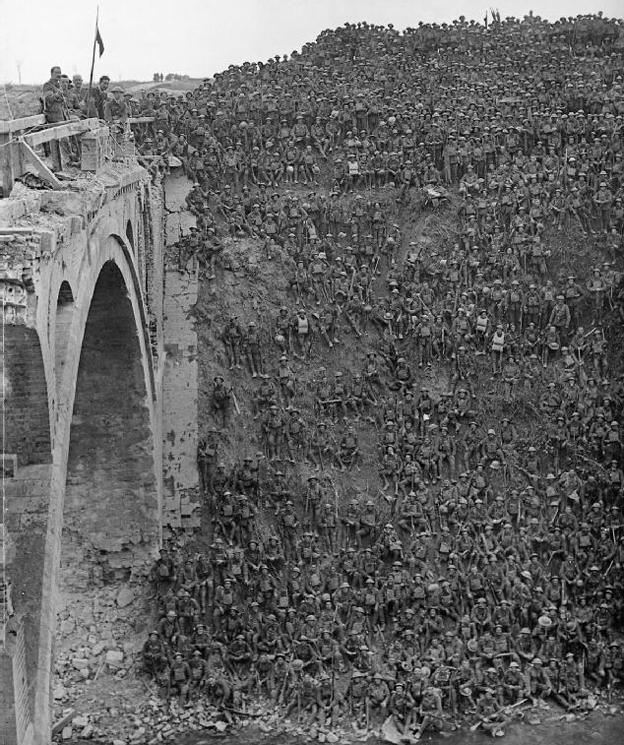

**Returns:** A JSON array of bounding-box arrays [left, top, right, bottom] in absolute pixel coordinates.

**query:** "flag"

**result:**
[[95, 23, 105, 57]]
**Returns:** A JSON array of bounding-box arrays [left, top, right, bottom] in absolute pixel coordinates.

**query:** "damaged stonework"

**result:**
[[60, 528, 156, 589], [0, 156, 164, 745], [0, 229, 41, 328], [161, 168, 201, 532]]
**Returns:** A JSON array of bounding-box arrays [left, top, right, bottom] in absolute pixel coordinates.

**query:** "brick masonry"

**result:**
[[1, 326, 52, 466]]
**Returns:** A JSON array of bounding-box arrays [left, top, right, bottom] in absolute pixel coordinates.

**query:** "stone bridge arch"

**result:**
[[30, 229, 162, 743], [1, 161, 171, 745]]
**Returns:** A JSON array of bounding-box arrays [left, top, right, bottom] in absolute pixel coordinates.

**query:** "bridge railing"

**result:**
[[0, 115, 155, 199]]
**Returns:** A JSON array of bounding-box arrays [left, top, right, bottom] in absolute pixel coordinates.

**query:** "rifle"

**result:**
[[328, 476, 340, 520], [277, 651, 295, 706], [469, 698, 528, 732], [177, 224, 184, 269], [347, 266, 357, 299]]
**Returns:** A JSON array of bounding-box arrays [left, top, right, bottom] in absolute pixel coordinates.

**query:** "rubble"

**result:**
[[105, 649, 125, 666], [116, 586, 136, 608]]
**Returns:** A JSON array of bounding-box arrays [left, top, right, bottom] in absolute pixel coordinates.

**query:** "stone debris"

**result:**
[[50, 681, 624, 744], [105, 649, 125, 667], [116, 585, 136, 608]]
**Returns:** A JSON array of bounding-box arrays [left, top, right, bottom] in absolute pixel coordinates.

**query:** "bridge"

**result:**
[[0, 117, 200, 744]]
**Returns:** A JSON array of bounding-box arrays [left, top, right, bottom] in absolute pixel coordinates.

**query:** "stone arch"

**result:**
[[54, 280, 74, 396], [34, 236, 161, 744], [62, 257, 159, 581]]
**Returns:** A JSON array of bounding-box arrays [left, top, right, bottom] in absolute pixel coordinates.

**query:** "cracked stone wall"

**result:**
[[161, 171, 200, 530]]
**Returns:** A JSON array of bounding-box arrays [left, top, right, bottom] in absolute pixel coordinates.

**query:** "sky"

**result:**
[[0, 0, 622, 85]]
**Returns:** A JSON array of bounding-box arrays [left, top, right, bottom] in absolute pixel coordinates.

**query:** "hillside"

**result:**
[[24, 13, 624, 745]]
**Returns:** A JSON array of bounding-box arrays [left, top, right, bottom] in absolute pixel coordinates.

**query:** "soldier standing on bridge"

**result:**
[[90, 75, 111, 119], [104, 86, 129, 127], [41, 66, 68, 123]]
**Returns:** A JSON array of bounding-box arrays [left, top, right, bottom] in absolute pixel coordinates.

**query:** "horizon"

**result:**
[[0, 0, 622, 86]]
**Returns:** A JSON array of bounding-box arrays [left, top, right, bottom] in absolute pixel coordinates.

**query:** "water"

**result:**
[[174, 711, 624, 745]]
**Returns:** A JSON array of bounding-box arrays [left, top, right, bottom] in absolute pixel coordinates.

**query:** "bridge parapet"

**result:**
[[0, 115, 153, 200]]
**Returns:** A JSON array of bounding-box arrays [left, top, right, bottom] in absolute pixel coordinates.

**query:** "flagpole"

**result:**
[[86, 6, 99, 118]]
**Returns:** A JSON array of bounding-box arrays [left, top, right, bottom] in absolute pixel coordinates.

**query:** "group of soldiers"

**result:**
[[142, 13, 624, 740]]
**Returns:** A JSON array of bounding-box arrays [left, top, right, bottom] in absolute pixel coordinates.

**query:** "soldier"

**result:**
[[367, 671, 390, 725], [284, 407, 306, 463], [176, 589, 200, 635], [548, 295, 571, 347], [341, 498, 360, 549], [491, 324, 506, 374], [211, 376, 233, 428], [42, 66, 68, 123], [474, 687, 510, 737], [329, 371, 349, 423], [143, 631, 168, 677], [357, 500, 378, 549], [279, 500, 299, 560], [349, 372, 375, 418], [277, 354, 296, 402], [104, 85, 129, 125], [339, 426, 361, 471], [213, 490, 236, 543], [415, 683, 445, 738], [586, 267, 607, 323], [294, 308, 313, 358], [563, 275, 583, 329], [309, 421, 334, 471], [243, 320, 266, 378], [235, 456, 260, 500], [169, 651, 191, 705], [318, 501, 338, 553], [195, 556, 213, 617], [222, 316, 243, 369], [197, 432, 219, 496], [152, 548, 176, 598], [387, 680, 416, 736], [527, 657, 552, 702], [589, 329, 607, 378], [262, 404, 283, 461], [188, 650, 208, 698]]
